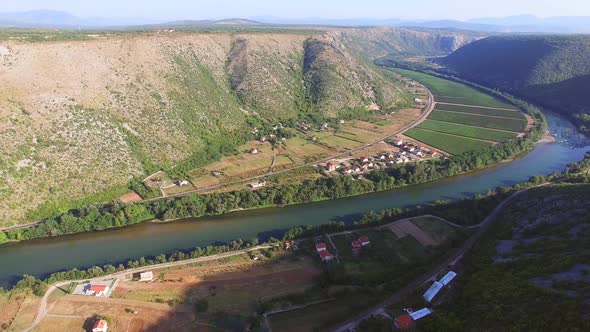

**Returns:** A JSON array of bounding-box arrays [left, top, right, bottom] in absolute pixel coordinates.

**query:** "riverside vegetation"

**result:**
[[2, 68, 546, 243], [2, 152, 589, 331]]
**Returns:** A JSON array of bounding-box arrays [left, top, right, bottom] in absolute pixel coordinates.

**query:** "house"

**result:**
[[325, 162, 337, 172], [259, 136, 267, 142], [395, 139, 404, 146], [321, 123, 329, 130], [409, 307, 434, 321], [342, 168, 353, 174], [85, 284, 109, 297], [423, 281, 444, 302], [92, 319, 108, 332], [359, 236, 370, 246], [339, 119, 345, 124], [416, 151, 424, 157], [139, 271, 153, 282], [439, 271, 457, 286], [249, 148, 258, 154], [361, 164, 369, 170], [178, 180, 189, 187], [378, 155, 387, 160], [353, 166, 361, 173], [319, 250, 334, 262], [414, 98, 424, 104], [249, 181, 267, 189], [352, 247, 362, 255], [311, 136, 318, 142], [359, 156, 369, 163], [316, 242, 327, 252], [394, 314, 415, 330], [352, 240, 362, 248]]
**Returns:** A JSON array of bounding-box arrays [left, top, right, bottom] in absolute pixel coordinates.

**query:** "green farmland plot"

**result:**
[[389, 68, 514, 109], [429, 110, 527, 132], [405, 128, 494, 155], [436, 103, 525, 120], [417, 120, 518, 142]]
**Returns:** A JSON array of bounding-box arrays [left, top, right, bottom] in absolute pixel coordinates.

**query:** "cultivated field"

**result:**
[[404, 128, 493, 154], [390, 69, 529, 155], [436, 103, 525, 119], [428, 110, 527, 132], [416, 120, 518, 142]]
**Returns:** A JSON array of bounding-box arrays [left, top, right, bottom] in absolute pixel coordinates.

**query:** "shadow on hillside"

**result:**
[[97, 249, 322, 332]]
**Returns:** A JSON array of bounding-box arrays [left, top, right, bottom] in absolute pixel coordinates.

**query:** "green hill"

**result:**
[[442, 35, 590, 132], [0, 27, 473, 225]]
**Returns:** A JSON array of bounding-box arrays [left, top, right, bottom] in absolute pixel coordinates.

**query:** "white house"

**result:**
[[139, 271, 154, 282], [92, 319, 108, 332]]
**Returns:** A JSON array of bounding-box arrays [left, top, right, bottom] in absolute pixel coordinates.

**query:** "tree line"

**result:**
[[4, 90, 547, 243]]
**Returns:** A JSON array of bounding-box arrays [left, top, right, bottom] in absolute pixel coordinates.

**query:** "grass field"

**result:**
[[390, 68, 514, 109], [405, 128, 494, 155], [436, 103, 524, 119], [409, 216, 459, 244], [429, 110, 527, 132], [417, 119, 518, 142]]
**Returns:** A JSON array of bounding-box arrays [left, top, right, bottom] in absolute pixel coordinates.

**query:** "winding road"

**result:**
[[331, 185, 543, 332], [22, 244, 274, 332], [2, 79, 435, 233]]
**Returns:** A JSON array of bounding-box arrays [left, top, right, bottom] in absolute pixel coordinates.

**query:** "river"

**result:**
[[0, 112, 588, 288]]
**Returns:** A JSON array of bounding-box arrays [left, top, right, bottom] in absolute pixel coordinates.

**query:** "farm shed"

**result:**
[[423, 281, 443, 302], [409, 307, 434, 320], [439, 271, 457, 286]]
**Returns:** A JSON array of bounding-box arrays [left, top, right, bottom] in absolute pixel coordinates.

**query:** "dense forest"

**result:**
[[440, 35, 590, 133], [422, 183, 590, 331]]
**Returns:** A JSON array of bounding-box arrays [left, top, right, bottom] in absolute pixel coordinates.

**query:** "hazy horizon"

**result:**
[[0, 0, 589, 22]]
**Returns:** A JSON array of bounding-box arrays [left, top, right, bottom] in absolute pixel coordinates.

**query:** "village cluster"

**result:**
[[325, 139, 439, 175]]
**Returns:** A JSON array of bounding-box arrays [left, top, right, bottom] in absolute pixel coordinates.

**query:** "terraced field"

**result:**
[[389, 68, 529, 155]]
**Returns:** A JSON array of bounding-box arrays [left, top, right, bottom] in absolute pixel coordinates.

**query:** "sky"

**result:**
[[0, 0, 589, 21]]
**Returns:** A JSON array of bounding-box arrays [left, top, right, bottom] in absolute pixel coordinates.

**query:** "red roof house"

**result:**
[[352, 240, 362, 248], [86, 284, 109, 297], [316, 242, 327, 252], [394, 314, 415, 330], [325, 162, 337, 172], [359, 236, 370, 246], [92, 319, 108, 332], [319, 250, 334, 262]]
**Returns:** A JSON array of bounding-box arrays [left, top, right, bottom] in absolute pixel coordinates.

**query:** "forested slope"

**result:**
[[442, 35, 590, 132]]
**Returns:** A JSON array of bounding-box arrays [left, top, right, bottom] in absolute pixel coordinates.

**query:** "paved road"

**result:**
[[141, 82, 436, 203], [22, 245, 274, 332], [331, 187, 537, 332], [2, 79, 435, 233]]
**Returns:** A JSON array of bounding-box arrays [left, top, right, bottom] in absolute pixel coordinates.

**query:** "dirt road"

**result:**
[[141, 83, 436, 203], [331, 186, 538, 332], [22, 245, 274, 332], [2, 78, 435, 233]]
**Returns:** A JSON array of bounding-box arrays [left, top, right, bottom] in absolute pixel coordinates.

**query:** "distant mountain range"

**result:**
[[0, 10, 590, 33]]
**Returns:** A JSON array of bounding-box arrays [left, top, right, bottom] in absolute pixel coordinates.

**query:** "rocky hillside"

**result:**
[[441, 35, 590, 132], [0, 27, 475, 225]]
